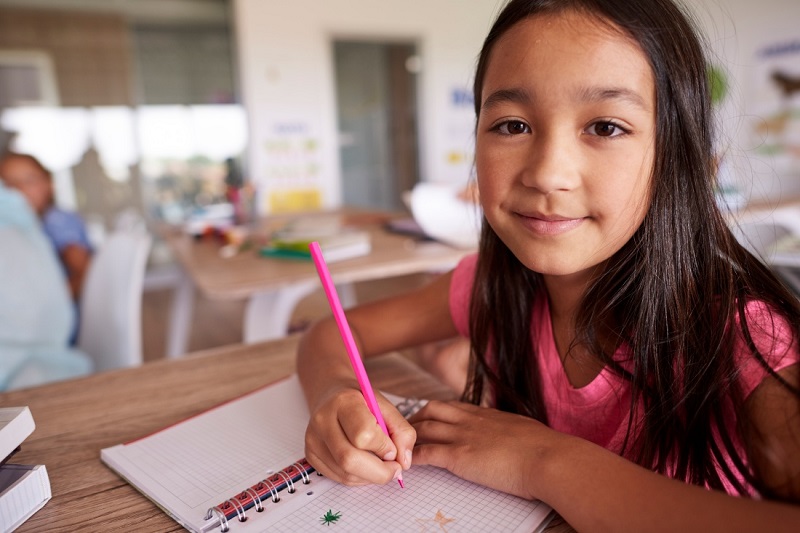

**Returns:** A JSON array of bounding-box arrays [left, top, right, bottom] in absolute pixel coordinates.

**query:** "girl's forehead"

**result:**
[[482, 11, 653, 104], [503, 10, 631, 48], [495, 11, 642, 65]]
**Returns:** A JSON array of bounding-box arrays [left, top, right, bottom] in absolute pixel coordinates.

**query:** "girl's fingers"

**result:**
[[305, 440, 371, 486], [338, 395, 418, 469], [306, 424, 400, 486], [412, 418, 460, 446], [307, 394, 406, 485], [381, 402, 417, 469], [338, 407, 398, 461], [305, 389, 418, 484], [410, 399, 477, 425], [410, 442, 455, 471]]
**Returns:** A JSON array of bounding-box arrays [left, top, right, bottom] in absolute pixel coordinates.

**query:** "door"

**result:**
[[334, 40, 420, 210]]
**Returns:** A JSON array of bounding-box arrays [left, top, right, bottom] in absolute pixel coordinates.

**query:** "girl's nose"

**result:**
[[519, 132, 580, 195]]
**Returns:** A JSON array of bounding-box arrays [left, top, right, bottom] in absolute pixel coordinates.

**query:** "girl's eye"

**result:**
[[495, 120, 530, 135], [588, 121, 626, 137]]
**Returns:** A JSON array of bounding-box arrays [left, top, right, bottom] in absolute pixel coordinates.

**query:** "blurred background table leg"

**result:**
[[166, 270, 195, 358]]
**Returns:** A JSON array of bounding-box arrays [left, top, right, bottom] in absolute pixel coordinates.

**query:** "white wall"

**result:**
[[234, 0, 800, 213], [233, 0, 501, 213], [687, 0, 800, 204]]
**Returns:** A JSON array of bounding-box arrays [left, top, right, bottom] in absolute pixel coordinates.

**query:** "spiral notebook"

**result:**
[[100, 375, 553, 532]]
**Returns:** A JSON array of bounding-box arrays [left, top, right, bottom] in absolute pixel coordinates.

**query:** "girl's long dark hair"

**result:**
[[464, 0, 800, 498]]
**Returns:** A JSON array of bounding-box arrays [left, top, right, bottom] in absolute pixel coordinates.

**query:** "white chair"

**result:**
[[77, 229, 152, 372]]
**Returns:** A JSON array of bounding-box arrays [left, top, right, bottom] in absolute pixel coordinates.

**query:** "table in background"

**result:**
[[163, 210, 473, 358], [0, 336, 570, 532], [731, 198, 800, 294]]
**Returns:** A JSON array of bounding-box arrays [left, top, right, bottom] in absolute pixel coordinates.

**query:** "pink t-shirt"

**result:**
[[449, 254, 798, 495]]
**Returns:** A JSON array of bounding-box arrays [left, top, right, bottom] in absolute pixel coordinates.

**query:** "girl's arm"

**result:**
[[411, 363, 800, 532], [743, 363, 800, 502], [297, 271, 459, 486]]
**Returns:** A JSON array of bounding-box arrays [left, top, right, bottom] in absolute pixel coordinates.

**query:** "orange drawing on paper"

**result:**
[[414, 509, 456, 532]]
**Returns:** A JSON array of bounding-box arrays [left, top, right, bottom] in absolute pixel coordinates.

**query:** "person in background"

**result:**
[[0, 152, 92, 301], [0, 181, 92, 390]]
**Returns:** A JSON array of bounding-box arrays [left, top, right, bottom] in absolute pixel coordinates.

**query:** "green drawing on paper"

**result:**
[[320, 509, 342, 526]]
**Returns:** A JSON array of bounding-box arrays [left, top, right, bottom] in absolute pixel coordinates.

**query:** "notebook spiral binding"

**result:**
[[203, 398, 423, 532], [204, 458, 317, 532]]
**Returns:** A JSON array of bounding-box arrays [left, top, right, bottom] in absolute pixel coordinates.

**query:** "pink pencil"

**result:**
[[309, 241, 405, 488]]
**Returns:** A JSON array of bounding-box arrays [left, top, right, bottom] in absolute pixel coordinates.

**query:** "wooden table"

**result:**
[[0, 337, 569, 532], [163, 210, 473, 357]]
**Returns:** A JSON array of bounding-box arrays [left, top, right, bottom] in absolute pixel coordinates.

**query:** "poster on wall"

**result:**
[[749, 38, 800, 195], [441, 86, 476, 186], [261, 117, 324, 213]]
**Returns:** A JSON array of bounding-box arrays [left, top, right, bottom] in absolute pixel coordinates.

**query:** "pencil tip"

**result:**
[[398, 478, 405, 489]]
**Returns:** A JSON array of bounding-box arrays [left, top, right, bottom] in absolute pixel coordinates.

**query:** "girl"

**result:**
[[297, 0, 800, 530]]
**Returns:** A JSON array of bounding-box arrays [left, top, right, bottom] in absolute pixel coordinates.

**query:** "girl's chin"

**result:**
[[507, 247, 606, 280]]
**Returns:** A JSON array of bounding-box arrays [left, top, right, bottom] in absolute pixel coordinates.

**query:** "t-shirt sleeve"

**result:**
[[43, 209, 92, 253], [735, 300, 799, 400], [448, 253, 479, 338]]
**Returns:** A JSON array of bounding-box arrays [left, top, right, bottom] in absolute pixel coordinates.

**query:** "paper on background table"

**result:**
[[409, 182, 481, 249], [101, 375, 552, 532]]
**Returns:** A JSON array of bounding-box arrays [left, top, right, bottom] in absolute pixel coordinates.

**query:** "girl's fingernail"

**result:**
[[383, 450, 396, 461], [404, 449, 413, 468]]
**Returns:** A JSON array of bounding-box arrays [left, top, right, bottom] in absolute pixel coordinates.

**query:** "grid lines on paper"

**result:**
[[265, 465, 540, 532], [121, 380, 310, 509]]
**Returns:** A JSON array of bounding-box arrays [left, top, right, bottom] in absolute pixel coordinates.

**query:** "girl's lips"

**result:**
[[516, 213, 584, 235]]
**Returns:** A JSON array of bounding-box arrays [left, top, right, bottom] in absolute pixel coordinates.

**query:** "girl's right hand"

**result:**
[[304, 382, 416, 486], [297, 270, 457, 486]]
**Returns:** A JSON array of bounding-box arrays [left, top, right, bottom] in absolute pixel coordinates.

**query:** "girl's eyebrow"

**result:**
[[576, 86, 648, 110], [480, 87, 532, 112], [480, 85, 649, 112]]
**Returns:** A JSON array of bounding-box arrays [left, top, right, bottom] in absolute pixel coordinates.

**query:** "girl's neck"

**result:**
[[543, 270, 606, 388], [542, 272, 590, 324]]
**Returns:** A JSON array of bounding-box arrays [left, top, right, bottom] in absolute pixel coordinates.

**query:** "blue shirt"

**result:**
[[42, 206, 92, 254], [42, 206, 92, 344]]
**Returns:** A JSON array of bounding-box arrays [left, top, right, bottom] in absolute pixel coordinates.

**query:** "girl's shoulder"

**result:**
[[453, 253, 479, 279], [733, 299, 799, 399], [736, 299, 796, 351], [450, 253, 479, 306], [449, 254, 479, 336]]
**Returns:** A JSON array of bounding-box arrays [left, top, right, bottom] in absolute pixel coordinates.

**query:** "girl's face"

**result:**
[[476, 11, 656, 287]]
